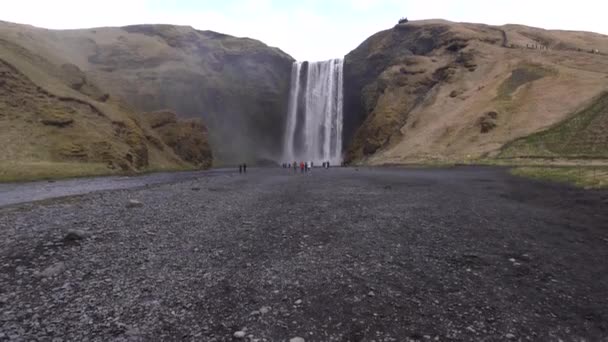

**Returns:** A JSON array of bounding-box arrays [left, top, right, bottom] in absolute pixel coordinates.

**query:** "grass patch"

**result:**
[[500, 92, 608, 159], [0, 161, 206, 183], [510, 166, 608, 189], [0, 161, 119, 183], [496, 64, 554, 101]]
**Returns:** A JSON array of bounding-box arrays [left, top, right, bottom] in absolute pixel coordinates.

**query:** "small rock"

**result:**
[[234, 331, 246, 339], [290, 337, 305, 342], [126, 199, 143, 208], [423, 335, 431, 340], [250, 310, 261, 316], [125, 326, 141, 336], [466, 326, 476, 333], [38, 262, 66, 278], [508, 258, 516, 263], [191, 187, 201, 191], [63, 230, 88, 242], [506, 333, 516, 340], [368, 291, 375, 297], [259, 306, 271, 314], [294, 299, 303, 305]]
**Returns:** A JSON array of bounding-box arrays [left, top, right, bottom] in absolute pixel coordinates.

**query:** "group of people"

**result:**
[[238, 163, 247, 174], [281, 161, 332, 173]]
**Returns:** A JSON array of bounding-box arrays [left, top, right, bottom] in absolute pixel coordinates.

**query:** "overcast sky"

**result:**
[[3, 0, 608, 61]]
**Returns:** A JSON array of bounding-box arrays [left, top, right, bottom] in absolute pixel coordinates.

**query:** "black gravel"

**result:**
[[1, 166, 607, 341]]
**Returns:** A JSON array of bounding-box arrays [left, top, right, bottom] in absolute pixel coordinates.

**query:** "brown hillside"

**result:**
[[0, 30, 212, 181], [0, 21, 293, 164], [343, 20, 608, 164]]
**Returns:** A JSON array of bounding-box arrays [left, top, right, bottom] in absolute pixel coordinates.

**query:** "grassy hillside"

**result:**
[[0, 30, 212, 182], [500, 92, 608, 159], [0, 21, 293, 165], [343, 20, 608, 165]]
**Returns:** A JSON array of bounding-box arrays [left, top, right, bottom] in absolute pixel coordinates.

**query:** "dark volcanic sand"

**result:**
[[0, 167, 607, 341]]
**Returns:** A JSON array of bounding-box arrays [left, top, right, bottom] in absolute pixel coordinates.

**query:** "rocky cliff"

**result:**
[[343, 20, 608, 164]]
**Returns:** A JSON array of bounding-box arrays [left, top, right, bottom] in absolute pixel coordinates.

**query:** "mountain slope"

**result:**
[[0, 21, 294, 164], [500, 92, 608, 159], [0, 26, 212, 181], [343, 20, 608, 164]]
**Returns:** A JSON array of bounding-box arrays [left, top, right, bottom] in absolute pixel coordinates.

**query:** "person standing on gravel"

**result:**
[[239, 164, 242, 174], [243, 163, 247, 173]]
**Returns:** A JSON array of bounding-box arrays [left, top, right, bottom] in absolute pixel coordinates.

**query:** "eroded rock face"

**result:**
[[145, 111, 213, 169]]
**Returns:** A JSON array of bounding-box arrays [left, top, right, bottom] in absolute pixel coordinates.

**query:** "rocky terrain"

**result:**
[[343, 20, 608, 164], [1, 167, 607, 340], [0, 31, 213, 182], [0, 21, 293, 165]]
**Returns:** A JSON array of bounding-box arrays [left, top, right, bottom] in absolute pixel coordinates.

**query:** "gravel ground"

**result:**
[[1, 166, 607, 341]]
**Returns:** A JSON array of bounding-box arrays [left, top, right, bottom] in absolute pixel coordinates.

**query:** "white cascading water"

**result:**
[[283, 59, 344, 165]]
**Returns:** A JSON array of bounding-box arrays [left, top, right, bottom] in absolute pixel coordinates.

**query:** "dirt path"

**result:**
[[0, 169, 232, 207], [1, 167, 607, 341]]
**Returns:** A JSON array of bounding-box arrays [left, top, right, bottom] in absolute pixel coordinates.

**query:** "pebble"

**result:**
[[294, 299, 302, 305], [64, 230, 88, 242], [290, 337, 305, 342], [260, 306, 271, 314], [368, 291, 375, 297], [506, 333, 516, 340], [126, 199, 143, 208], [234, 331, 246, 339], [38, 262, 66, 278], [508, 258, 516, 263]]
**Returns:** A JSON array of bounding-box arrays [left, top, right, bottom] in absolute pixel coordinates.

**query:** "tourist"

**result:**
[[243, 163, 247, 174], [300, 161, 305, 173], [239, 164, 242, 173]]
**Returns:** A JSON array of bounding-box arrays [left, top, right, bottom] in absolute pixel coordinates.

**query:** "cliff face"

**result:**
[[343, 20, 608, 164], [0, 22, 294, 165]]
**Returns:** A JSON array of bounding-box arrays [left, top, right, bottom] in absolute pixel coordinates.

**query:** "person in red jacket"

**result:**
[[300, 161, 305, 173]]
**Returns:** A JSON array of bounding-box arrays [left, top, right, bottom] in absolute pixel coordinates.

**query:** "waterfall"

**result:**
[[283, 59, 344, 165]]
